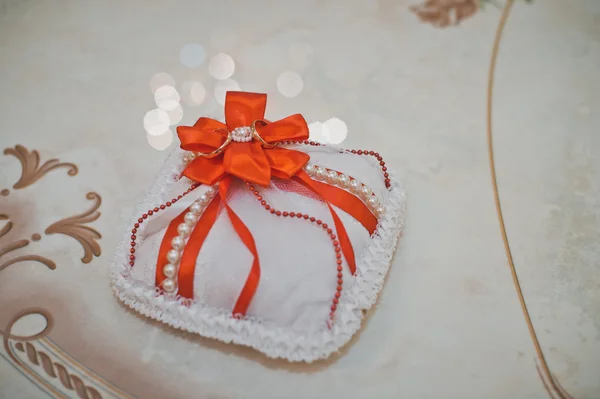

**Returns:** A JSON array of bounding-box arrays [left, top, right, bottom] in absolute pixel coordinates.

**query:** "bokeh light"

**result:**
[[154, 85, 181, 111], [308, 122, 329, 144], [324, 118, 348, 144], [144, 109, 170, 136], [180, 43, 206, 68], [214, 79, 240, 105], [147, 129, 173, 151], [150, 72, 175, 93], [190, 81, 206, 106], [288, 42, 314, 69], [166, 104, 183, 125], [181, 80, 206, 107], [277, 71, 304, 98], [209, 53, 235, 80]]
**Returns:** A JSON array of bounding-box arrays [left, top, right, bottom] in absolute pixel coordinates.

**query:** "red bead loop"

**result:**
[[250, 186, 345, 324]]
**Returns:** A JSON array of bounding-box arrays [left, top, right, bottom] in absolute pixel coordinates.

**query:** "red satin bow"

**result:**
[[178, 91, 310, 187]]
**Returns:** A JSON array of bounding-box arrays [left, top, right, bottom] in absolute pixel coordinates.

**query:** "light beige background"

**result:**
[[0, 0, 599, 398]]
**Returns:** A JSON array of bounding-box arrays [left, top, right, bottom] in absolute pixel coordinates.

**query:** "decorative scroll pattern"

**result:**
[[0, 308, 133, 399], [411, 0, 478, 27], [0, 146, 120, 396], [0, 214, 56, 272], [3, 145, 78, 189], [1, 145, 102, 268], [14, 342, 103, 399], [45, 192, 102, 264]]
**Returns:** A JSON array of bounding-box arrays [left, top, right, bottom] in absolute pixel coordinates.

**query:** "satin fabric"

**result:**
[[178, 92, 310, 187], [155, 92, 378, 316]]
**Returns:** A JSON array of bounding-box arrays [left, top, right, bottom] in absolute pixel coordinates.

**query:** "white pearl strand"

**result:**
[[161, 184, 218, 293], [304, 163, 385, 217], [182, 151, 197, 165]]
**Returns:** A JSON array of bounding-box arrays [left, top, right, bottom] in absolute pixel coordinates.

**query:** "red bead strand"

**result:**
[[128, 183, 199, 268], [280, 140, 390, 189], [247, 183, 343, 324]]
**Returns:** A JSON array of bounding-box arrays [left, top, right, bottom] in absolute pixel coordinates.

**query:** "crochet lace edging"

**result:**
[[109, 146, 406, 363]]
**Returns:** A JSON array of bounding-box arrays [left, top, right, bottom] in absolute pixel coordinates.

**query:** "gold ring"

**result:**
[[252, 120, 276, 148], [195, 129, 232, 158]]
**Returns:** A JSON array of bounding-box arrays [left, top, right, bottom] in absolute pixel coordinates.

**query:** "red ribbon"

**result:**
[[155, 92, 376, 316], [178, 92, 310, 187]]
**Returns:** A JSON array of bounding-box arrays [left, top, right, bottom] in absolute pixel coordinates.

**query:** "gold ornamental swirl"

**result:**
[[3, 145, 78, 189], [0, 214, 56, 272], [0, 214, 13, 238], [44, 192, 102, 264], [13, 342, 103, 399], [0, 255, 57, 273], [1, 308, 103, 399], [0, 238, 28, 259], [411, 0, 478, 28]]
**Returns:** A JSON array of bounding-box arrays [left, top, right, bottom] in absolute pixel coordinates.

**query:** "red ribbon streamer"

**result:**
[[176, 194, 221, 298], [219, 178, 261, 316]]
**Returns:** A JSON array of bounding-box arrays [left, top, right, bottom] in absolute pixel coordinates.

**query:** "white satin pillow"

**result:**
[[110, 144, 405, 362]]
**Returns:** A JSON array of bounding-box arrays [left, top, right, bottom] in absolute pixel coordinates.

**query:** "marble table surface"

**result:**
[[0, 0, 598, 398]]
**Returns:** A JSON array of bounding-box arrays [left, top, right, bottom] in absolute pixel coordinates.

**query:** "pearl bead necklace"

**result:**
[[160, 184, 218, 294], [128, 183, 218, 295], [182, 151, 197, 165], [303, 163, 385, 217], [247, 183, 344, 326]]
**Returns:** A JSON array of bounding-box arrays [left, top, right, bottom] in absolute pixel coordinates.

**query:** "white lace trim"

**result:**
[[109, 145, 406, 363]]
